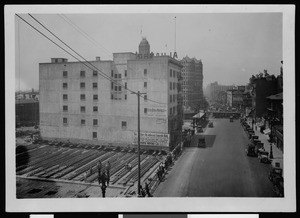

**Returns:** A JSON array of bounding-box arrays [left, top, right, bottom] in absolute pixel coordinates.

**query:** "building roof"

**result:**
[[181, 55, 202, 63], [139, 37, 150, 46], [267, 92, 283, 100], [16, 99, 39, 104]]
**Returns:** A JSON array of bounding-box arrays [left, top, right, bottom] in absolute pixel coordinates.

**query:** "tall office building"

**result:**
[[180, 56, 203, 112]]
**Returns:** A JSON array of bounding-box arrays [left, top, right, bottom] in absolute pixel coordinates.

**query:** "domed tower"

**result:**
[[139, 37, 150, 55]]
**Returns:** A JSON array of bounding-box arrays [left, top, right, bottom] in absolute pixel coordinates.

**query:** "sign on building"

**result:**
[[146, 107, 167, 117], [133, 132, 169, 147]]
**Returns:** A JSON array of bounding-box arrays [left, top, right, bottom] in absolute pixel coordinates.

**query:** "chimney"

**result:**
[[96, 57, 101, 61]]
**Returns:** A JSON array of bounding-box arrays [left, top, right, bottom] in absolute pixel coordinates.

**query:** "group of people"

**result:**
[[139, 182, 152, 197]]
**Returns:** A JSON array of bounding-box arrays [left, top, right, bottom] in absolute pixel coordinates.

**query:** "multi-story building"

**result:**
[[180, 56, 203, 112], [39, 38, 182, 150], [226, 89, 244, 108], [16, 99, 39, 127], [205, 81, 235, 104]]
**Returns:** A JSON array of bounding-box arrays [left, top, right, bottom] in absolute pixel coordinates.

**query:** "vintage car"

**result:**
[[198, 137, 206, 148], [208, 122, 214, 128], [245, 144, 257, 157], [269, 167, 283, 182], [197, 126, 203, 133], [258, 150, 271, 163]]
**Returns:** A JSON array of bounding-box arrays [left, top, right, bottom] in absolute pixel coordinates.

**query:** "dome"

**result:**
[[139, 37, 150, 55], [139, 37, 150, 47]]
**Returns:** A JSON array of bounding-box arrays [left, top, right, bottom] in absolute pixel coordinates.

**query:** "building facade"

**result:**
[[205, 81, 235, 104], [180, 56, 203, 112], [39, 38, 182, 150], [16, 99, 39, 127]]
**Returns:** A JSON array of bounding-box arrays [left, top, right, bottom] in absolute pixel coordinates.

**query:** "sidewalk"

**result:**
[[246, 119, 283, 163]]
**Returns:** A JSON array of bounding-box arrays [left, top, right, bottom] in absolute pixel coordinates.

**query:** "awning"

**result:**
[[192, 112, 205, 119], [263, 128, 271, 135]]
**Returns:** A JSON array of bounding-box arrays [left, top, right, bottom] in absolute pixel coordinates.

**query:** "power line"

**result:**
[[25, 14, 166, 105]]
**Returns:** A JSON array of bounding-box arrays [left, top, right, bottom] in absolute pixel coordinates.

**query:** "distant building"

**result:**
[[205, 82, 235, 103], [39, 38, 182, 150], [180, 56, 203, 112], [226, 89, 244, 108], [16, 89, 39, 101], [16, 99, 39, 127]]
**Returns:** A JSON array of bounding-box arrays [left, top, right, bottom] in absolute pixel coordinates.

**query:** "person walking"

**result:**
[[106, 161, 111, 186], [97, 160, 102, 177], [144, 182, 152, 197]]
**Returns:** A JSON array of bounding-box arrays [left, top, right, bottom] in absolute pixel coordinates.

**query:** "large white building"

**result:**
[[39, 38, 182, 150]]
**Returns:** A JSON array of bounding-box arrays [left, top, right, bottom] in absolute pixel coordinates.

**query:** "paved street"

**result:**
[[154, 118, 276, 197]]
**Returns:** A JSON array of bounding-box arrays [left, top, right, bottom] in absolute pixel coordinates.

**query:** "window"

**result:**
[[111, 82, 114, 90], [81, 106, 85, 113], [63, 71, 68, 78], [63, 105, 68, 111], [80, 71, 85, 77], [81, 119, 85, 125], [144, 95, 147, 101], [170, 95, 172, 103], [111, 70, 114, 77], [173, 71, 176, 78], [144, 108, 147, 114], [144, 82, 147, 88], [170, 82, 172, 90], [125, 82, 127, 89], [118, 86, 121, 91], [93, 106, 98, 112], [93, 119, 98, 126], [80, 94, 85, 101], [93, 71, 98, 77], [63, 117, 68, 125], [125, 94, 127, 100], [118, 74, 121, 78], [93, 82, 98, 89], [80, 82, 85, 89], [114, 74, 118, 78], [169, 108, 172, 115], [144, 69, 147, 76], [63, 94, 68, 100], [173, 82, 176, 90], [121, 121, 127, 129], [93, 132, 97, 139], [111, 94, 114, 99], [125, 70, 127, 77], [170, 69, 172, 77], [114, 86, 118, 91], [173, 106, 176, 114], [63, 83, 68, 89], [93, 94, 98, 101]]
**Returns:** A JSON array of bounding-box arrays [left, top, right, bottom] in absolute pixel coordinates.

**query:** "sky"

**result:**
[[15, 12, 282, 91]]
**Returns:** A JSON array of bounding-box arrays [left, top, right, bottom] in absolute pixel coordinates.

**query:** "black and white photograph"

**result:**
[[5, 5, 295, 212]]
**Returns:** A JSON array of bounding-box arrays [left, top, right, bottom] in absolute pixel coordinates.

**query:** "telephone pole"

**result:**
[[132, 90, 146, 196]]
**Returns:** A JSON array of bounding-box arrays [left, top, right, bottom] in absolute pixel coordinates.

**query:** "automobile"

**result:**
[[198, 137, 206, 148], [208, 122, 213, 128], [197, 127, 203, 133], [229, 116, 234, 122], [258, 150, 271, 163], [269, 167, 283, 182], [245, 144, 257, 157]]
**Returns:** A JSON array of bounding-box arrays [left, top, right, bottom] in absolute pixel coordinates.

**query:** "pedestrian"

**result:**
[[106, 161, 111, 186], [89, 166, 93, 176], [144, 182, 152, 197], [83, 171, 88, 182], [101, 183, 107, 198], [140, 185, 146, 197]]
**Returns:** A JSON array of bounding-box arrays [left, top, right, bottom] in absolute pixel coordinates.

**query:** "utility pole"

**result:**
[[131, 90, 146, 197]]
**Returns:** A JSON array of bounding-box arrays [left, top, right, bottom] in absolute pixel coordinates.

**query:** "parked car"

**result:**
[[245, 144, 257, 157], [269, 167, 283, 182], [197, 127, 203, 133], [208, 122, 213, 128], [258, 150, 271, 163], [198, 137, 206, 148]]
